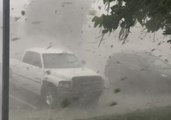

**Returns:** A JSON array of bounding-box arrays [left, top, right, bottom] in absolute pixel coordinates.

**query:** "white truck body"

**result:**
[[10, 48, 104, 99]]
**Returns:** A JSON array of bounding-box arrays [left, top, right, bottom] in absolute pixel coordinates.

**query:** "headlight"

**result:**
[[58, 81, 71, 88]]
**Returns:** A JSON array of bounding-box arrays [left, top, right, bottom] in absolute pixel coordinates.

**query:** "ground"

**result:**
[[9, 83, 171, 120], [78, 106, 171, 120]]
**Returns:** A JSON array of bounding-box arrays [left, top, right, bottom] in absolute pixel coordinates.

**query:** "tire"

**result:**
[[42, 86, 58, 108]]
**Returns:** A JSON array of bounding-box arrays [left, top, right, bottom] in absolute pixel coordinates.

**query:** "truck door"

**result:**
[[22, 51, 43, 94], [13, 51, 33, 87]]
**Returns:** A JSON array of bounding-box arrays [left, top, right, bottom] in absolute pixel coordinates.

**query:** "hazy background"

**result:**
[[10, 0, 171, 76]]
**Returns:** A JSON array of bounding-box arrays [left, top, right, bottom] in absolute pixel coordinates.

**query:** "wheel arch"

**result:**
[[41, 80, 58, 96]]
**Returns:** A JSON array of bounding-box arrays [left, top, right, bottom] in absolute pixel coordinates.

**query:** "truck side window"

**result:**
[[23, 52, 33, 64], [23, 51, 42, 68]]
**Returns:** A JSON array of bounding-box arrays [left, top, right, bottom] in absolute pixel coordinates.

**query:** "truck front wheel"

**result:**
[[42, 86, 57, 108]]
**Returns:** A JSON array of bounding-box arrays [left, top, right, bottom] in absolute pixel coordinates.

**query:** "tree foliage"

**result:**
[[92, 0, 171, 44]]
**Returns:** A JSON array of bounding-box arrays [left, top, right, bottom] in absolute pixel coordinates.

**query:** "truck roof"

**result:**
[[26, 48, 73, 54]]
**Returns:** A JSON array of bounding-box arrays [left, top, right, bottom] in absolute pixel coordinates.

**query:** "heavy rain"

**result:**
[[0, 0, 171, 120]]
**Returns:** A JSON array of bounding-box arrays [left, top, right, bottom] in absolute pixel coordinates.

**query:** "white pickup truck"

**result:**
[[10, 48, 104, 107]]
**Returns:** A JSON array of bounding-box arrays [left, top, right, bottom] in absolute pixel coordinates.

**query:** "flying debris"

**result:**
[[62, 4, 65, 7], [54, 10, 58, 14], [31, 21, 41, 24], [14, 17, 20, 21], [157, 42, 162, 46], [11, 37, 20, 41], [165, 59, 169, 62], [140, 37, 145, 40], [120, 77, 127, 81], [81, 60, 86, 65], [113, 88, 121, 94], [151, 48, 155, 52], [140, 67, 146, 71], [158, 55, 162, 58], [62, 2, 73, 5], [167, 39, 171, 44], [21, 10, 26, 16], [98, 6, 101, 10], [116, 61, 120, 64], [47, 42, 53, 49], [110, 45, 114, 48], [109, 101, 117, 107]]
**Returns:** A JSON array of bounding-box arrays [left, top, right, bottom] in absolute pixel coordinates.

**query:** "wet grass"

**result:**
[[78, 106, 171, 120]]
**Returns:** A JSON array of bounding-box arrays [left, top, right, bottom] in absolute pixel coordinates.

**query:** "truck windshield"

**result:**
[[43, 53, 82, 69]]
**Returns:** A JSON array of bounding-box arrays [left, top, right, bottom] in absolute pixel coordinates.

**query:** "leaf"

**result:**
[[92, 16, 103, 27], [102, 29, 108, 34]]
